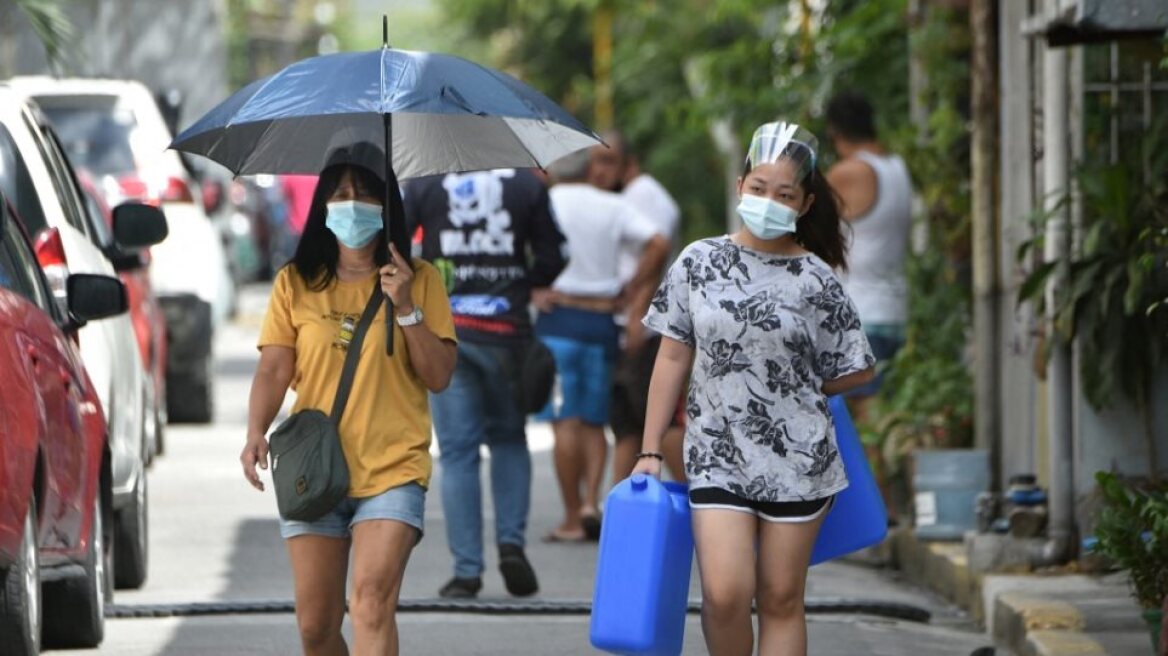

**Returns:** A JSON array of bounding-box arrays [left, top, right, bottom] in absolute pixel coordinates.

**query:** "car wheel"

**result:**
[[42, 492, 105, 648], [0, 498, 40, 656], [167, 360, 213, 424], [114, 473, 149, 589]]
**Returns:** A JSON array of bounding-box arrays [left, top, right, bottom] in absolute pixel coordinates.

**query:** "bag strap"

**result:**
[[330, 285, 384, 423]]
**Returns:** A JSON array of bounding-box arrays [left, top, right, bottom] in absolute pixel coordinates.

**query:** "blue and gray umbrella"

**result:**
[[173, 25, 600, 353]]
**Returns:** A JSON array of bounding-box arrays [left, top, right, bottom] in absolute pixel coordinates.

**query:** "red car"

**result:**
[[76, 170, 169, 458], [0, 195, 145, 654]]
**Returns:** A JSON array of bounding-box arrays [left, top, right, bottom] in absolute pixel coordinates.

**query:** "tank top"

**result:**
[[841, 151, 912, 325]]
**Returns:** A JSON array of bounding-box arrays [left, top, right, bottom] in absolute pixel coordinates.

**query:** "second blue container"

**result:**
[[590, 476, 693, 656]]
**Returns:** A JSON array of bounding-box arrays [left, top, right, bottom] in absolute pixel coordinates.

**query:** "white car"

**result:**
[[0, 86, 159, 589], [11, 77, 235, 423]]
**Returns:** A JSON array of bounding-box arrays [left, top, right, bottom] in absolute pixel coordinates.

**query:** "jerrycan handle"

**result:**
[[630, 474, 650, 491]]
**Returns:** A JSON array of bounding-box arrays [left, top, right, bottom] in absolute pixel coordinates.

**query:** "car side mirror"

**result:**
[[109, 251, 148, 273], [66, 274, 127, 325], [112, 202, 168, 250]]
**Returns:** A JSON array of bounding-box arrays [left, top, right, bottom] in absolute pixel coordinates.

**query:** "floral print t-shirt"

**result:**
[[643, 236, 875, 502]]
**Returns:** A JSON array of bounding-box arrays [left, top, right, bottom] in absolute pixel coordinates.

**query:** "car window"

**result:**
[[81, 189, 114, 249], [22, 110, 90, 238], [0, 213, 51, 311], [0, 124, 50, 235], [37, 99, 137, 178]]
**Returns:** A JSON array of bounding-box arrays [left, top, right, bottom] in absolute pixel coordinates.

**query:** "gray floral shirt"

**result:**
[[643, 236, 875, 502]]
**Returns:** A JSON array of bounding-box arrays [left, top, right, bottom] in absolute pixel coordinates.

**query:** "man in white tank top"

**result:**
[[826, 91, 914, 523]]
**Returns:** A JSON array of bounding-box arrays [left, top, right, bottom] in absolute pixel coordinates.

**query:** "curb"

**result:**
[[889, 528, 1130, 656]]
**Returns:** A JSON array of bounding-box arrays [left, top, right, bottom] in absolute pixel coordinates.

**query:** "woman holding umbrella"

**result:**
[[241, 161, 457, 655]]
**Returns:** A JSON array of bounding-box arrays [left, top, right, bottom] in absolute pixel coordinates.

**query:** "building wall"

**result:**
[[998, 2, 1168, 517], [7, 0, 229, 132]]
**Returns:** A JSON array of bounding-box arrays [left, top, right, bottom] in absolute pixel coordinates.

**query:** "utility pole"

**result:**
[[970, 0, 1001, 488], [593, 0, 614, 132]]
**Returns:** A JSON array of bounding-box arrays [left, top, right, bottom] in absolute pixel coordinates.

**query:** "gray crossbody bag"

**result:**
[[269, 284, 383, 522]]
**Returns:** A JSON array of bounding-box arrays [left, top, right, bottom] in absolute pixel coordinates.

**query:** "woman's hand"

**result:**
[[631, 454, 662, 479], [240, 433, 269, 491], [380, 243, 415, 309]]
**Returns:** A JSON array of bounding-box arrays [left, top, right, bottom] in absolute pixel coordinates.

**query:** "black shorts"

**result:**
[[610, 334, 661, 437], [689, 487, 834, 523]]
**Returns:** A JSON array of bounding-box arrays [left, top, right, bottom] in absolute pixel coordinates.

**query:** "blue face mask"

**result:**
[[736, 194, 799, 240], [326, 200, 383, 249]]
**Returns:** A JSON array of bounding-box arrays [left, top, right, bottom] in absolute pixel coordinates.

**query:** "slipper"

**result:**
[[581, 514, 602, 541], [542, 529, 587, 543]]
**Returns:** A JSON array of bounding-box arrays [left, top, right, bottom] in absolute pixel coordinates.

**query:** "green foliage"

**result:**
[[1016, 118, 1168, 412], [876, 248, 974, 472], [14, 0, 74, 74], [1091, 471, 1168, 609]]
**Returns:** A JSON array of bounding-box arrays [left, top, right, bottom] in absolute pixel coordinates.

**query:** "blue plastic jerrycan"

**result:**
[[810, 395, 889, 565], [590, 476, 693, 656]]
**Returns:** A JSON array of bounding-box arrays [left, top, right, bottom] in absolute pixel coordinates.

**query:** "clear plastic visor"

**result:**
[[744, 122, 819, 184]]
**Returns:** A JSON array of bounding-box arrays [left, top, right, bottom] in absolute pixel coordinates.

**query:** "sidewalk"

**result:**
[[887, 528, 1155, 655]]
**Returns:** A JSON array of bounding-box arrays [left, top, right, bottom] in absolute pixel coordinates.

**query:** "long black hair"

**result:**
[[289, 163, 398, 291], [743, 150, 849, 271]]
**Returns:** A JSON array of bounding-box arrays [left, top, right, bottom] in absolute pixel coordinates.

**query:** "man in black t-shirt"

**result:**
[[404, 168, 566, 599]]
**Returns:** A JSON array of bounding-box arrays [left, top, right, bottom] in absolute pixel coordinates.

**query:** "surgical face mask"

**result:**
[[326, 200, 383, 249], [736, 194, 799, 240]]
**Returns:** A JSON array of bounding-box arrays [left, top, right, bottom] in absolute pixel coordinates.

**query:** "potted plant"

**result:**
[[1087, 471, 1168, 652]]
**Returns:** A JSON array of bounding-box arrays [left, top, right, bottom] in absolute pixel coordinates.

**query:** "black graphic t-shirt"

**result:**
[[643, 236, 875, 502], [404, 169, 567, 344]]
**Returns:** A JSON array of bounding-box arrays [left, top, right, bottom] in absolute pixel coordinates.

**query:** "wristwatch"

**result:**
[[396, 306, 424, 327]]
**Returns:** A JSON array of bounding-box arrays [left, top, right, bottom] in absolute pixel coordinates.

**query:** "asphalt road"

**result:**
[[45, 284, 1004, 656]]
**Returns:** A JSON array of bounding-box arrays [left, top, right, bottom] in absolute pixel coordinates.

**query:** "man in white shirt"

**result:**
[[536, 148, 669, 542], [589, 132, 685, 486]]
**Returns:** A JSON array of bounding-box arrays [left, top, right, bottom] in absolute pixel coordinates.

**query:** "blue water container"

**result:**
[[912, 448, 990, 540], [810, 396, 889, 565], [590, 476, 694, 656]]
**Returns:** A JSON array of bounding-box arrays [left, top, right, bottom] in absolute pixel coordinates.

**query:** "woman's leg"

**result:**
[[693, 508, 758, 656], [286, 535, 351, 656], [755, 511, 828, 656], [348, 520, 418, 656]]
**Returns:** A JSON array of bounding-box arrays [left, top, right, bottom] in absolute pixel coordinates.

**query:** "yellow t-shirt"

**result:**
[[258, 261, 456, 496]]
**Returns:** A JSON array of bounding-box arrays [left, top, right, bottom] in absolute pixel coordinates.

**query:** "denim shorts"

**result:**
[[278, 481, 426, 540], [533, 335, 614, 426]]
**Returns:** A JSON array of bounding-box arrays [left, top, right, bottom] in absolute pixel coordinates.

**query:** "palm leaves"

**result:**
[[13, 0, 74, 73]]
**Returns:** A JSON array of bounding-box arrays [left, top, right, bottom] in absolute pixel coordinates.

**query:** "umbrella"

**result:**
[[172, 18, 601, 353]]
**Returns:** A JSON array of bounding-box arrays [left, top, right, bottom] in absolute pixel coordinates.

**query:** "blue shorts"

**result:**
[[845, 323, 905, 398], [533, 335, 614, 426], [279, 482, 426, 541]]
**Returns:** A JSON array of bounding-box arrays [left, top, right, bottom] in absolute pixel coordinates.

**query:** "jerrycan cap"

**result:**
[[630, 474, 649, 491]]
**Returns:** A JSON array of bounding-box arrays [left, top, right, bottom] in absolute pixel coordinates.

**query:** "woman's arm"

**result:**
[[634, 337, 694, 477], [822, 366, 876, 397], [381, 244, 458, 392], [241, 345, 295, 491], [398, 318, 458, 392]]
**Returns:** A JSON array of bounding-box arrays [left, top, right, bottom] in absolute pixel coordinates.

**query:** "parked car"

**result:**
[[11, 76, 235, 423], [77, 169, 169, 459], [0, 192, 134, 653], [0, 85, 162, 589]]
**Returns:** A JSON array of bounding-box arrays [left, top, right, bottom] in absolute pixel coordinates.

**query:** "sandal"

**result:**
[[541, 528, 586, 543]]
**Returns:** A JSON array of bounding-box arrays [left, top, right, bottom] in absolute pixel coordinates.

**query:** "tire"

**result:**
[[43, 492, 106, 648], [114, 473, 149, 589], [0, 499, 40, 656], [167, 360, 213, 424]]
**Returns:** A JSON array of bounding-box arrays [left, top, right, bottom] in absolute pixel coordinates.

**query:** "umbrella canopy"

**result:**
[[171, 47, 600, 180]]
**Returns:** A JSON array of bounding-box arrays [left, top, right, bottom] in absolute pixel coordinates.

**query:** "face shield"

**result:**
[[744, 121, 819, 186]]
